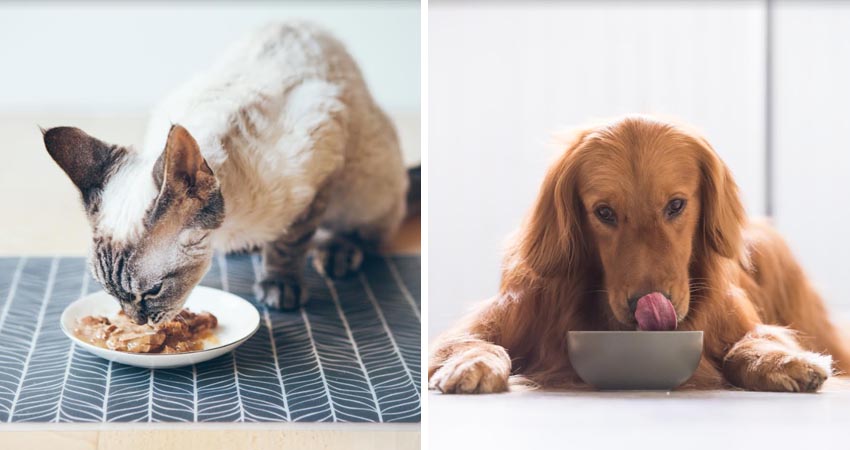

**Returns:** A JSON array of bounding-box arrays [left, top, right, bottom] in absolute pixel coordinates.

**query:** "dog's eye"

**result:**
[[594, 205, 617, 225], [665, 199, 686, 218]]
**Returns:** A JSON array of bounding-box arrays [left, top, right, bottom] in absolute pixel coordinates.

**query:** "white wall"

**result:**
[[773, 2, 850, 311], [430, 1, 850, 337], [0, 2, 419, 114]]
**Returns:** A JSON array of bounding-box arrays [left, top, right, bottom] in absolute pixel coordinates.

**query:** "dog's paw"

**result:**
[[429, 344, 511, 394], [256, 276, 307, 311], [312, 237, 364, 279], [735, 350, 831, 392], [765, 351, 831, 392]]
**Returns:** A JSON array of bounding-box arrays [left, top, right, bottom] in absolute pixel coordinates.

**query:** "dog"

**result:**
[[429, 115, 849, 393]]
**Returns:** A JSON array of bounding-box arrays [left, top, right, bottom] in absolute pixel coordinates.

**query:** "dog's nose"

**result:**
[[627, 295, 642, 315]]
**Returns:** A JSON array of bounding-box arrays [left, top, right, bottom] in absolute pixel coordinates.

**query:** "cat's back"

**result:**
[[210, 21, 360, 89], [143, 22, 403, 252], [143, 22, 364, 159]]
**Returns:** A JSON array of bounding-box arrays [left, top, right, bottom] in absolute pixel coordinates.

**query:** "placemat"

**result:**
[[0, 254, 420, 423]]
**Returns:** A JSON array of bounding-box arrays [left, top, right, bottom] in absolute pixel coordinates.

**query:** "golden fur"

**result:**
[[429, 116, 848, 393]]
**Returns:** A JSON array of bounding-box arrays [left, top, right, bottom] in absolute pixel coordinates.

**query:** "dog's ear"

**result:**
[[516, 129, 592, 277], [693, 136, 745, 259]]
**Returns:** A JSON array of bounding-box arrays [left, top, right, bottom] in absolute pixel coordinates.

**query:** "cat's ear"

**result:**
[[42, 126, 125, 206], [149, 125, 222, 230], [154, 124, 215, 195]]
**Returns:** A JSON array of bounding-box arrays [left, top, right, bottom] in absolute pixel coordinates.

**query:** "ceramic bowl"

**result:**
[[567, 331, 703, 390], [61, 286, 260, 369]]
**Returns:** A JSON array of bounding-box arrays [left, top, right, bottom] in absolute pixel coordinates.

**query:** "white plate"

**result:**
[[61, 286, 260, 369]]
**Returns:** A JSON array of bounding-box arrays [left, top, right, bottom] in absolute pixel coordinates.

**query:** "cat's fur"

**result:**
[[43, 22, 410, 324]]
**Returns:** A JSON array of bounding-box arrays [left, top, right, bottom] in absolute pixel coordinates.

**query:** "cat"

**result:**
[[42, 22, 415, 324]]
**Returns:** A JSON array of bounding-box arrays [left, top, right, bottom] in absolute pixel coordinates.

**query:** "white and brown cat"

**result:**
[[43, 23, 413, 324]]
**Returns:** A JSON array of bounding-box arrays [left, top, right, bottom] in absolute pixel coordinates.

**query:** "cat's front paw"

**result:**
[[256, 276, 307, 311], [312, 237, 364, 278]]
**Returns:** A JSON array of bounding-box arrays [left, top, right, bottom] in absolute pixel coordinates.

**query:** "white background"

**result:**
[[430, 1, 850, 336], [0, 2, 420, 114]]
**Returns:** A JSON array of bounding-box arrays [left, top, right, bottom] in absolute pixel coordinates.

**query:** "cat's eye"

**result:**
[[594, 205, 617, 225], [665, 198, 686, 219], [184, 232, 210, 249], [143, 282, 163, 298]]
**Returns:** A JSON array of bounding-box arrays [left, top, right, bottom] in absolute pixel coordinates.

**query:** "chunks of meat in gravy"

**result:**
[[75, 309, 218, 353]]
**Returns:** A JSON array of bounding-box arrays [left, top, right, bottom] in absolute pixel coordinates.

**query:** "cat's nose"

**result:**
[[123, 308, 148, 325], [127, 310, 147, 325]]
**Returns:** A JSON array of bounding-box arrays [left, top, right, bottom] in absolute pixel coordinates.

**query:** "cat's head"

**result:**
[[43, 125, 224, 325]]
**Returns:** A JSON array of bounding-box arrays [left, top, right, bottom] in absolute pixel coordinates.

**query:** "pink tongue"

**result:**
[[635, 292, 677, 331]]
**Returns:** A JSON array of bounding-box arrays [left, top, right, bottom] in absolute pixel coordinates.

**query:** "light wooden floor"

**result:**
[[5, 428, 420, 450], [0, 113, 421, 448]]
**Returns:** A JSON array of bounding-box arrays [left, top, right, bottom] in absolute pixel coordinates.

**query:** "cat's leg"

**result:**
[[257, 193, 328, 311], [255, 80, 351, 309], [312, 232, 367, 279], [313, 198, 405, 279], [312, 100, 409, 279]]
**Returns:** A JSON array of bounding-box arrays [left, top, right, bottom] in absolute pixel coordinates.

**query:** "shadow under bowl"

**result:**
[[567, 330, 703, 391]]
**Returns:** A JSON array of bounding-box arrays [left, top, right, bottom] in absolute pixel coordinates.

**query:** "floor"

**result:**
[[6, 427, 419, 450], [429, 378, 850, 449]]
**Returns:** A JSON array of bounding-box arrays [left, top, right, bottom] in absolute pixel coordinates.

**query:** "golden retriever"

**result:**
[[429, 115, 849, 393]]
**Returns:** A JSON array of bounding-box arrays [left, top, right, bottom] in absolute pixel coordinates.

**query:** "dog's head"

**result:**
[[518, 116, 745, 327]]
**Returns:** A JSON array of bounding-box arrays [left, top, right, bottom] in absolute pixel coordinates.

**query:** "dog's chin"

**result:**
[[673, 303, 690, 325], [670, 294, 690, 325], [606, 304, 638, 330]]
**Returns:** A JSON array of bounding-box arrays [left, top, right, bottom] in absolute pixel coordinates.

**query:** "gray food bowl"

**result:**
[[567, 331, 703, 390]]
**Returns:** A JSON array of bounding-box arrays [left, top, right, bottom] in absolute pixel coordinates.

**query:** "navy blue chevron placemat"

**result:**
[[0, 254, 420, 423]]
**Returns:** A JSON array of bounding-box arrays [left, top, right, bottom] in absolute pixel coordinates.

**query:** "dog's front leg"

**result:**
[[722, 324, 832, 392], [429, 300, 514, 394], [429, 336, 512, 394]]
